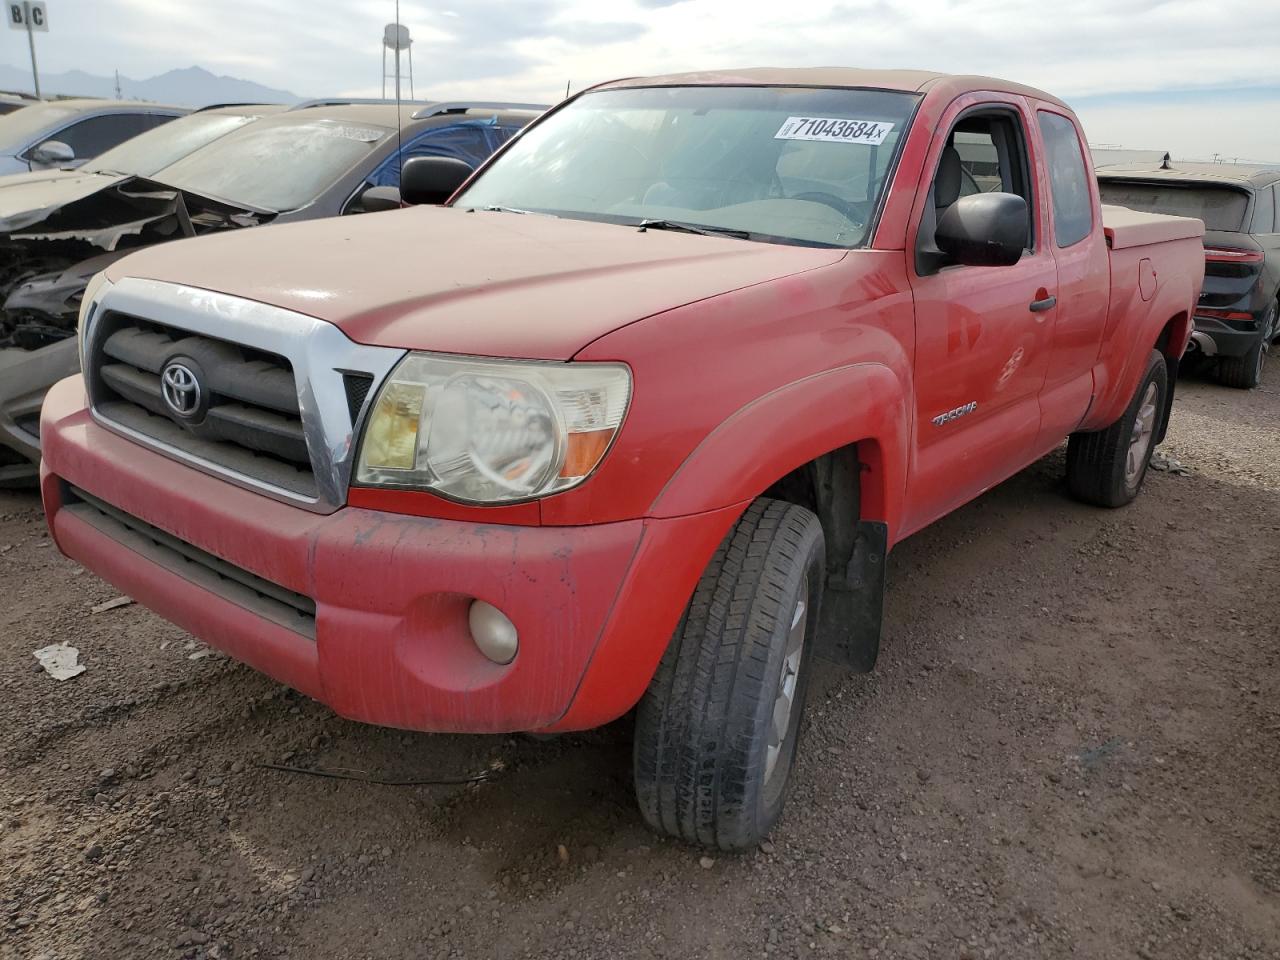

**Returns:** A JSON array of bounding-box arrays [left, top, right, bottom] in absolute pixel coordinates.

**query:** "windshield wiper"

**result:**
[[473, 204, 543, 215], [636, 219, 751, 240]]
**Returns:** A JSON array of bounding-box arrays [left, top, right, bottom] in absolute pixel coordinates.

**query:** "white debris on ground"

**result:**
[[1150, 450, 1190, 475], [33, 643, 86, 680], [91, 596, 134, 614]]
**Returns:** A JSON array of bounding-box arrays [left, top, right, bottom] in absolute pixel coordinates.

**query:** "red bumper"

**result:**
[[40, 377, 742, 733]]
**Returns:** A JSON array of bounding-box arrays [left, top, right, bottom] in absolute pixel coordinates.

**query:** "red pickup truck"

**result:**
[[39, 68, 1204, 850]]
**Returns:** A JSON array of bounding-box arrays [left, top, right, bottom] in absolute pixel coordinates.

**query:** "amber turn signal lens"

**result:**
[[361, 382, 425, 469], [560, 428, 615, 479]]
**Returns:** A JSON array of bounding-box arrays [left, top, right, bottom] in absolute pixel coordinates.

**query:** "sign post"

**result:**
[[8, 2, 48, 99]]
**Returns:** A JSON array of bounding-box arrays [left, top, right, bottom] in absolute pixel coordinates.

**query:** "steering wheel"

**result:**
[[790, 191, 866, 224]]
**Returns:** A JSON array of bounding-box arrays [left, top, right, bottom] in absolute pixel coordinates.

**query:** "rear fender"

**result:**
[[1083, 250, 1199, 434]]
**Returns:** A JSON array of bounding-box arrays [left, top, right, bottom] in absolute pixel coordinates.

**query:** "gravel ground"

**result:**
[[2, 372, 1278, 960]]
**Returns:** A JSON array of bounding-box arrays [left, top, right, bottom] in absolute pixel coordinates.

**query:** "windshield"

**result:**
[[152, 118, 389, 211], [86, 112, 259, 178], [455, 85, 919, 248], [0, 103, 78, 150], [1098, 180, 1250, 232]]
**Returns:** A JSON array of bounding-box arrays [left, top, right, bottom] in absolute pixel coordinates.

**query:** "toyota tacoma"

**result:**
[[40, 69, 1205, 850]]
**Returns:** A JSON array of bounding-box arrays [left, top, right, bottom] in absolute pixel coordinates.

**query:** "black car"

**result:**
[[1098, 163, 1280, 388]]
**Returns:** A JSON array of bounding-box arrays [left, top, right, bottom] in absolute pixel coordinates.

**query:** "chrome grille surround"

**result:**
[[83, 277, 405, 514]]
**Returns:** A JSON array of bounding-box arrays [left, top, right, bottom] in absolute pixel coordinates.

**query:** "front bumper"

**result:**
[[41, 375, 740, 733], [0, 339, 78, 484]]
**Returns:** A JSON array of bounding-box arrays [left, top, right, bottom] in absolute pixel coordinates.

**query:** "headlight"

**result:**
[[76, 271, 111, 371], [355, 353, 631, 504]]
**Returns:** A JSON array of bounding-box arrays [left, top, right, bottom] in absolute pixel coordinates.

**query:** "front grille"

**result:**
[[342, 373, 374, 425], [64, 484, 316, 637], [88, 312, 316, 498]]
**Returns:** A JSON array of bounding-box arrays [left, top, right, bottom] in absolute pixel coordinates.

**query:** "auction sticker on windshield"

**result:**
[[774, 117, 894, 146]]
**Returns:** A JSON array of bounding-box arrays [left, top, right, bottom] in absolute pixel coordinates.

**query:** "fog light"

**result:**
[[469, 600, 518, 664]]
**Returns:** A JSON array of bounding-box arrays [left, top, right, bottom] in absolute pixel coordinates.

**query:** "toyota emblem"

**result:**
[[161, 361, 202, 419]]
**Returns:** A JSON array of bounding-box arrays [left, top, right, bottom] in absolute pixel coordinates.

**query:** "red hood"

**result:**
[[105, 205, 847, 359]]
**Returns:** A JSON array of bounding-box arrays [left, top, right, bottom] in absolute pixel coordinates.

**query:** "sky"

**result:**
[[4, 0, 1280, 161]]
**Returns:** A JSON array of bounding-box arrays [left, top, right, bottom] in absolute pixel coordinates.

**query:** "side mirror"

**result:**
[[30, 139, 75, 166], [935, 192, 1028, 267], [357, 185, 402, 213], [400, 156, 473, 206]]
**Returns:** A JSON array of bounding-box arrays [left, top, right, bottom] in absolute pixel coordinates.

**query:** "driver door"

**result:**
[[902, 96, 1058, 535]]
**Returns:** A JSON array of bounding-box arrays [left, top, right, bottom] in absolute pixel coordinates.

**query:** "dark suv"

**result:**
[[1098, 163, 1280, 388]]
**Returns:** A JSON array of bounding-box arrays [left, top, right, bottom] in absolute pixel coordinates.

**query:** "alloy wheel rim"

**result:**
[[765, 575, 808, 789], [1125, 382, 1159, 489]]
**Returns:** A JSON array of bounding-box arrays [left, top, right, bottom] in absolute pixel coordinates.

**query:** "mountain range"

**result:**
[[0, 64, 301, 106]]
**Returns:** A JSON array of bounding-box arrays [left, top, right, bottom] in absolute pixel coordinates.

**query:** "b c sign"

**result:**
[[8, 2, 49, 31]]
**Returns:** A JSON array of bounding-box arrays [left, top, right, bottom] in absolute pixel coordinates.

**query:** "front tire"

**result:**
[[633, 498, 825, 851], [1066, 349, 1167, 508]]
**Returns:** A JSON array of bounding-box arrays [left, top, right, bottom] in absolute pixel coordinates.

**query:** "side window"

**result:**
[[43, 113, 155, 159], [1253, 186, 1275, 234], [920, 110, 1034, 269], [368, 124, 494, 188], [1037, 111, 1094, 248]]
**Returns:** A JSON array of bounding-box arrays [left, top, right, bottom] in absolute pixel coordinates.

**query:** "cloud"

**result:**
[[6, 0, 1279, 158]]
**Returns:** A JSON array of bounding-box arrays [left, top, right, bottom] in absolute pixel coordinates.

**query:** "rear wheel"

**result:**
[[1066, 349, 1167, 508], [1216, 333, 1266, 390], [633, 498, 824, 851]]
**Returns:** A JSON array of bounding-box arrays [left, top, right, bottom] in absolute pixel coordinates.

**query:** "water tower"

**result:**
[[382, 22, 414, 100]]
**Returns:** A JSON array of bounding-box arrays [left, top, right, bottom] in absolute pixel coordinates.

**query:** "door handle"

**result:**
[[1029, 294, 1057, 313]]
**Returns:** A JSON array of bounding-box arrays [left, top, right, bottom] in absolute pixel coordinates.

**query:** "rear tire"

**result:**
[[633, 498, 825, 851], [1213, 327, 1264, 391], [1066, 349, 1167, 508]]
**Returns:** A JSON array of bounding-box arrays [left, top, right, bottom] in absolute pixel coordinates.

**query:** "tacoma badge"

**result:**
[[932, 401, 977, 427]]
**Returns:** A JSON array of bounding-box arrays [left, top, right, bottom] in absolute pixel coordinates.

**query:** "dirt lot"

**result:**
[[2, 372, 1278, 960]]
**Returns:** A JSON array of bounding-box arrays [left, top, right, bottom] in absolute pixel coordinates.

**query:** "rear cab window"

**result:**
[[1037, 111, 1093, 247]]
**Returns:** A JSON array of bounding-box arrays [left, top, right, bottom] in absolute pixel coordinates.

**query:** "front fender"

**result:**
[[650, 362, 910, 542]]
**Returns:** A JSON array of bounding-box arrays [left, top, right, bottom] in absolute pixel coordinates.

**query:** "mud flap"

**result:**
[[816, 519, 887, 672], [1155, 354, 1178, 445]]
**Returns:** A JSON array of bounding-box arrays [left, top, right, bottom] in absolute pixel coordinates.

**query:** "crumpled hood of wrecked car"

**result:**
[[0, 170, 124, 232], [104, 204, 848, 360]]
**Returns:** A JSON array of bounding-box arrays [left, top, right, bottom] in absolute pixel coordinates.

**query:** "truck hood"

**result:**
[[0, 170, 125, 233], [104, 205, 848, 359]]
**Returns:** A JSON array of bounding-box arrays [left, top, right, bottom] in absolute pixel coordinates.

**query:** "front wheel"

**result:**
[[633, 498, 825, 851], [1066, 349, 1167, 508]]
